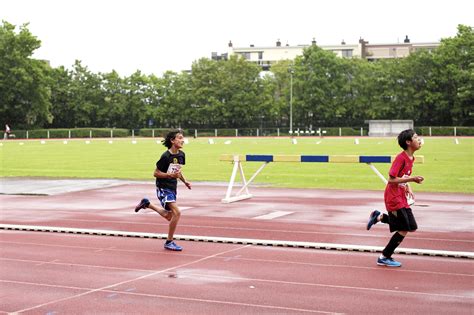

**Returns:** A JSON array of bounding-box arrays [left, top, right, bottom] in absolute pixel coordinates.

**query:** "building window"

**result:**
[[239, 52, 251, 60], [258, 52, 263, 60], [342, 49, 353, 58]]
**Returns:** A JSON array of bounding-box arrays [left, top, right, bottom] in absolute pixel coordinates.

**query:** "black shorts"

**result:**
[[388, 208, 417, 232]]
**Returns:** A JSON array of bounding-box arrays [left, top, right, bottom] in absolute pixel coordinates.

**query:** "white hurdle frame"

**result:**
[[367, 163, 388, 184], [222, 155, 269, 203]]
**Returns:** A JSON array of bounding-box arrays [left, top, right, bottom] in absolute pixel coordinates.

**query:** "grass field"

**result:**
[[1, 137, 473, 193]]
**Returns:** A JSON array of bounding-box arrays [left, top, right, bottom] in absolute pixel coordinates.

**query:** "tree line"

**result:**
[[1, 21, 473, 130]]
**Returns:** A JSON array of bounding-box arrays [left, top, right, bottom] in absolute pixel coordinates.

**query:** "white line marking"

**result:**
[[1, 224, 473, 258], [2, 279, 334, 314], [6, 218, 469, 243], [2, 250, 472, 277], [13, 245, 251, 313], [253, 211, 293, 220], [35, 259, 59, 266]]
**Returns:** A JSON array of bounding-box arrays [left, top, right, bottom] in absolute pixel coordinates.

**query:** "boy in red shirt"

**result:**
[[366, 129, 424, 267]]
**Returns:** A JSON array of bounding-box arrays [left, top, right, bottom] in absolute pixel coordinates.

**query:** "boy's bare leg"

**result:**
[[148, 203, 172, 221], [166, 202, 181, 241]]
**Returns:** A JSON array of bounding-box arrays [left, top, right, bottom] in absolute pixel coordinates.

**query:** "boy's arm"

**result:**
[[388, 175, 424, 184], [153, 168, 179, 179], [178, 172, 192, 190]]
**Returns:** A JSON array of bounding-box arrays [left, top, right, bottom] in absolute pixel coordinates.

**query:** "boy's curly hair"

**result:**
[[162, 129, 184, 149]]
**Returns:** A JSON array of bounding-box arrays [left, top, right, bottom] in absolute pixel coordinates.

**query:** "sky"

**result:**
[[2, 0, 473, 76]]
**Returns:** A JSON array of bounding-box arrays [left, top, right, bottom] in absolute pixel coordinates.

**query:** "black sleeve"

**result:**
[[181, 151, 186, 165], [156, 152, 170, 173]]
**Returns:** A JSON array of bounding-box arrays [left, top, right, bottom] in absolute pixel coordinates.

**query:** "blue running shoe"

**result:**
[[164, 241, 183, 251], [135, 198, 150, 212], [377, 256, 402, 267], [367, 210, 381, 230]]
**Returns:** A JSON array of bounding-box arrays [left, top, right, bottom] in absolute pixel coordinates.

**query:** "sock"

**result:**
[[381, 213, 389, 224], [382, 232, 405, 258], [165, 240, 172, 244]]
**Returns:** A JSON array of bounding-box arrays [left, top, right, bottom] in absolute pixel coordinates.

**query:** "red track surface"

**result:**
[[1, 182, 473, 314]]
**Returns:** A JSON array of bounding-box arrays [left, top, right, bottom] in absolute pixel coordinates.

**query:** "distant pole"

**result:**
[[290, 67, 294, 134]]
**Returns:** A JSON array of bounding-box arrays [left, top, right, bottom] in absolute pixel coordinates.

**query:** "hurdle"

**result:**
[[220, 154, 424, 203]]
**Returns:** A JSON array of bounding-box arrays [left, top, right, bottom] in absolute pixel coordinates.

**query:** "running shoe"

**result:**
[[135, 198, 150, 212], [367, 210, 381, 230], [164, 241, 183, 251], [377, 256, 402, 267]]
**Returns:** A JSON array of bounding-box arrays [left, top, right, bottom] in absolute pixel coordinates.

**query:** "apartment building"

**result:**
[[212, 36, 439, 70]]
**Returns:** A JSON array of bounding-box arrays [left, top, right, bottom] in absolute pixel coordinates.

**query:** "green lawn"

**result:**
[[1, 137, 473, 193]]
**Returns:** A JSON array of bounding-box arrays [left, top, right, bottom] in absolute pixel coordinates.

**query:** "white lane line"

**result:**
[[3, 252, 472, 277], [35, 259, 59, 266], [13, 244, 251, 313], [2, 279, 334, 314], [1, 224, 473, 258], [253, 211, 293, 220]]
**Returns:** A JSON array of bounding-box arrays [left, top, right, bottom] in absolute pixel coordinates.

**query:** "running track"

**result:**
[[1, 180, 473, 314]]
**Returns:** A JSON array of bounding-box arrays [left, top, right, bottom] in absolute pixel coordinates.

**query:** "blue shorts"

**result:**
[[156, 188, 177, 211]]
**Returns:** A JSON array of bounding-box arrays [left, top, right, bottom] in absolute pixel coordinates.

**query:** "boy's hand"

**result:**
[[184, 181, 192, 190], [412, 176, 424, 184], [168, 170, 181, 179]]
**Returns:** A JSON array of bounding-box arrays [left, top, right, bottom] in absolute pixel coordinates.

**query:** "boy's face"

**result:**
[[171, 133, 185, 149], [408, 133, 422, 151]]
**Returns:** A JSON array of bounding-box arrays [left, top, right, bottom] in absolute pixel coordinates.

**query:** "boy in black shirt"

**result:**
[[135, 130, 192, 251]]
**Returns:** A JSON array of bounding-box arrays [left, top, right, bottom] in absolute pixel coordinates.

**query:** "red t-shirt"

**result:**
[[384, 151, 415, 211]]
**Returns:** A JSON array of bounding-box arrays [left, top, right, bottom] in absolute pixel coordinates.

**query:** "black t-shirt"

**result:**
[[155, 150, 186, 191]]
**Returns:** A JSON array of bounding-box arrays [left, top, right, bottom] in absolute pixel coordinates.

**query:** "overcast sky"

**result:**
[[2, 0, 473, 76]]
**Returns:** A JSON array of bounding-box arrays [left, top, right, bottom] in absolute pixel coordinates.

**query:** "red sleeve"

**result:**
[[389, 154, 404, 178]]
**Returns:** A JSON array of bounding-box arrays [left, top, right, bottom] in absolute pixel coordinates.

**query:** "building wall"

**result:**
[[216, 38, 440, 69]]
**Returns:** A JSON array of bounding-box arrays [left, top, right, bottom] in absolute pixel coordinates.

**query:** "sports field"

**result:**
[[1, 137, 473, 193]]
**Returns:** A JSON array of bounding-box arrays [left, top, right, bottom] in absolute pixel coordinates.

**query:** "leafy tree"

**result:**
[[431, 24, 473, 125], [0, 21, 52, 128], [49, 66, 74, 127], [296, 45, 350, 128]]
